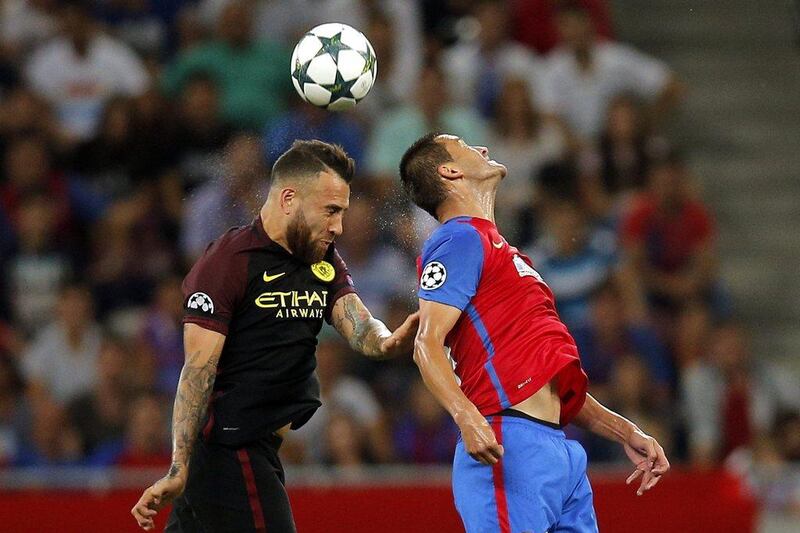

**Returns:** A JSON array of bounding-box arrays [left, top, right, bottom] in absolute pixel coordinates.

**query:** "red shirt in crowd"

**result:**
[[621, 195, 715, 273], [511, 0, 615, 55]]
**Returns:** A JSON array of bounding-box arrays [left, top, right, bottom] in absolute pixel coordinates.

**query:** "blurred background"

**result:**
[[0, 0, 798, 532]]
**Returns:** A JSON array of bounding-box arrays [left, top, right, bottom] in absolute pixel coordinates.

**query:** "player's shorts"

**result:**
[[453, 411, 598, 533], [166, 432, 295, 533]]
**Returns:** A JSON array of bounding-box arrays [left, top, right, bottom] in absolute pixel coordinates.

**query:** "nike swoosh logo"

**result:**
[[492, 240, 504, 249], [263, 272, 286, 283]]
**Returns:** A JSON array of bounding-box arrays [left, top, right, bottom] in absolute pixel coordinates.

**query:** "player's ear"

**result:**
[[279, 187, 297, 215], [436, 163, 463, 181]]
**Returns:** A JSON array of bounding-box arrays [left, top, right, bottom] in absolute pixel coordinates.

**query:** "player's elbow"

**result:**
[[411, 334, 437, 368]]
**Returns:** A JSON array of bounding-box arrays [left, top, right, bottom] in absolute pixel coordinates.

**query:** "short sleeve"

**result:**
[[614, 44, 670, 99], [418, 225, 484, 311], [325, 247, 357, 323], [182, 239, 247, 336]]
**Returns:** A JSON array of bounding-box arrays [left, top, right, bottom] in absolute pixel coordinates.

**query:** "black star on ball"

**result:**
[[315, 32, 349, 59]]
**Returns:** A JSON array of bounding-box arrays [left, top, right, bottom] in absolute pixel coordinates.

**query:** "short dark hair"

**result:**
[[270, 140, 355, 187], [399, 133, 452, 218]]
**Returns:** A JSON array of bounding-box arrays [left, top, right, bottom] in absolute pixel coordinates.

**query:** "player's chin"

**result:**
[[489, 160, 507, 178], [314, 241, 331, 261]]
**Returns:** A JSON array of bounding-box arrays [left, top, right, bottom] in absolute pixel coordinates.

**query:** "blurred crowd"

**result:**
[[0, 0, 798, 512]]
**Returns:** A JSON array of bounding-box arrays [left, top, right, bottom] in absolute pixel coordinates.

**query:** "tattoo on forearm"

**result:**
[[167, 462, 181, 479], [171, 350, 219, 468], [336, 295, 390, 358]]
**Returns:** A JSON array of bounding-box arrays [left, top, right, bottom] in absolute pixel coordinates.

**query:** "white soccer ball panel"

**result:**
[[306, 54, 338, 85], [336, 49, 366, 82], [340, 26, 368, 53], [303, 83, 332, 106], [309, 22, 346, 38], [350, 71, 374, 100], [294, 35, 323, 65], [291, 77, 306, 101], [326, 97, 357, 111]]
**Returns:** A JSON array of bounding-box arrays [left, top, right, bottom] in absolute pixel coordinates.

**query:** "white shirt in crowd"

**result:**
[[26, 34, 149, 140], [541, 41, 671, 139], [442, 41, 549, 111], [21, 323, 103, 405]]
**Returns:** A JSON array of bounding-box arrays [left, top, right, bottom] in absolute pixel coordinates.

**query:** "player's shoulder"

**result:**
[[422, 217, 484, 255], [198, 222, 263, 265]]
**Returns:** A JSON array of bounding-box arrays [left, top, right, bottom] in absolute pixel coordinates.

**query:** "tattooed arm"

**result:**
[[330, 293, 418, 359], [131, 323, 225, 530]]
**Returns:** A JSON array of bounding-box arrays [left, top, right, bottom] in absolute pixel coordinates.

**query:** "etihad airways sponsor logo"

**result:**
[[255, 290, 328, 319]]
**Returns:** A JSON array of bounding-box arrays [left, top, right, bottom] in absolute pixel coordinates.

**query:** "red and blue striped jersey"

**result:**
[[417, 216, 588, 425]]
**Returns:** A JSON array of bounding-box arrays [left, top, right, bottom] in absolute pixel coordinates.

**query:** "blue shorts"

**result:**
[[453, 414, 598, 533]]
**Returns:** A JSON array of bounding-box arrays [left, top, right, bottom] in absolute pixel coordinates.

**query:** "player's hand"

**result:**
[[623, 427, 670, 496], [456, 409, 504, 466], [131, 470, 187, 530], [380, 311, 419, 357]]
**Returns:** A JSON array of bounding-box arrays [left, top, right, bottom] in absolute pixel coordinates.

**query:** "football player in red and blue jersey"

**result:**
[[400, 133, 670, 533]]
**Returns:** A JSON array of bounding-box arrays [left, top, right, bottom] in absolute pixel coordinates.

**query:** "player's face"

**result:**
[[288, 170, 350, 264], [437, 135, 507, 182]]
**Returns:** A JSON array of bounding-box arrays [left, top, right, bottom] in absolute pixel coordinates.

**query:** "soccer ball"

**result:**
[[290, 23, 377, 111]]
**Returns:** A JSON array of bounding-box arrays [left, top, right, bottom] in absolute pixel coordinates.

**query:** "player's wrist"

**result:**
[[166, 460, 189, 480], [452, 404, 483, 428]]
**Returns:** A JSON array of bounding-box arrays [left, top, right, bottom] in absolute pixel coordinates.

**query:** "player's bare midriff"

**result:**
[[510, 379, 561, 425]]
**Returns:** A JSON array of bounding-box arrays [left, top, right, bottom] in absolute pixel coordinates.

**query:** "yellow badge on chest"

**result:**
[[311, 260, 335, 282]]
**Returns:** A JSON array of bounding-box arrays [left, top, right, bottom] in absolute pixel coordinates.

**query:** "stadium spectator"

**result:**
[[87, 189, 178, 314], [137, 276, 185, 397], [3, 194, 73, 336], [366, 63, 488, 190], [113, 392, 171, 468], [356, 5, 423, 120], [526, 198, 617, 331], [335, 196, 416, 320], [682, 323, 800, 467], [582, 354, 672, 462], [70, 96, 144, 200], [323, 409, 371, 469], [67, 336, 131, 458], [393, 377, 458, 464], [570, 280, 672, 396], [441, 0, 548, 119], [162, 0, 292, 130], [620, 151, 719, 315], [597, 94, 654, 198], [14, 404, 83, 466], [288, 336, 391, 464], [172, 4, 207, 54], [540, 2, 683, 141], [20, 283, 101, 408], [24, 0, 150, 143], [180, 133, 267, 262], [263, 104, 367, 169], [489, 76, 568, 242], [511, 0, 614, 55], [170, 73, 231, 193], [1, 134, 79, 234]]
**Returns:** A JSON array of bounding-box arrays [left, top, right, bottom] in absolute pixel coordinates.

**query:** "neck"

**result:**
[[260, 201, 292, 252], [437, 180, 498, 224]]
